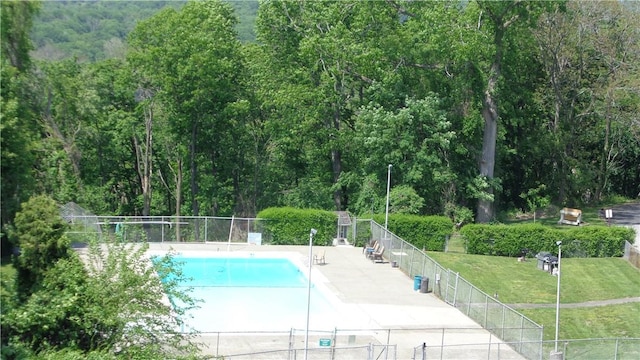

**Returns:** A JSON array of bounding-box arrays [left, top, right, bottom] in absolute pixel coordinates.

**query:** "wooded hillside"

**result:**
[[30, 0, 258, 61], [2, 0, 639, 227]]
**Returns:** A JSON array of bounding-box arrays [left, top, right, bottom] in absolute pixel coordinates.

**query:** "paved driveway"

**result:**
[[610, 202, 640, 246], [610, 202, 640, 225]]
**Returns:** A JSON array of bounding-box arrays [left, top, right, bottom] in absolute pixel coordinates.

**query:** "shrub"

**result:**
[[7, 195, 71, 300], [462, 224, 635, 258], [257, 207, 337, 246], [564, 226, 635, 257], [372, 214, 453, 251]]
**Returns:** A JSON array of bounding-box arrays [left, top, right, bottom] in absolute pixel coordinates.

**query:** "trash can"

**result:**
[[420, 277, 429, 293], [413, 275, 422, 291]]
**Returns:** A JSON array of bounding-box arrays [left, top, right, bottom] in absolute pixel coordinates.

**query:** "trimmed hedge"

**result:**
[[461, 224, 635, 258], [257, 207, 337, 246], [372, 214, 453, 251]]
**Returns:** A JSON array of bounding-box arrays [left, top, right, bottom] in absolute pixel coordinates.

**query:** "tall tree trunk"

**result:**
[[43, 89, 82, 180], [190, 122, 199, 216], [133, 101, 153, 217], [477, 27, 504, 223], [331, 107, 343, 211], [175, 157, 183, 242], [190, 122, 200, 241], [475, 1, 525, 222], [331, 148, 343, 210]]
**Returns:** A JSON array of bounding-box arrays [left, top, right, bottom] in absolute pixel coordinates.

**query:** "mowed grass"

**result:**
[[426, 252, 640, 340], [520, 304, 640, 340], [426, 252, 640, 304], [1, 256, 16, 298]]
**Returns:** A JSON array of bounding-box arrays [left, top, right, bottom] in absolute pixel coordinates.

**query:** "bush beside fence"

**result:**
[[461, 224, 635, 257], [371, 214, 453, 251]]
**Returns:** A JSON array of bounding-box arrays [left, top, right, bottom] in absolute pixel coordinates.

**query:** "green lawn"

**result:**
[[1, 256, 16, 298], [426, 251, 640, 340], [521, 304, 640, 340]]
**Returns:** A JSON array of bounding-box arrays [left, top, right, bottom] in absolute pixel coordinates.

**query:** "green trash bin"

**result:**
[[414, 275, 422, 291]]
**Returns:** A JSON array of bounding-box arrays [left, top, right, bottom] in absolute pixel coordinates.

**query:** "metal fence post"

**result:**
[[216, 331, 220, 358], [331, 327, 337, 360], [484, 295, 489, 328], [386, 329, 392, 360], [409, 245, 414, 276], [440, 328, 445, 360], [204, 217, 208, 242], [289, 328, 294, 360]]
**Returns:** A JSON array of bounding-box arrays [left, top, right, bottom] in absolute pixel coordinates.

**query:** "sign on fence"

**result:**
[[248, 232, 262, 245], [319, 339, 331, 347]]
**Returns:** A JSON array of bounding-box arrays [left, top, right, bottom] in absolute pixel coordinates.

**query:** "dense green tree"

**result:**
[[2, 220, 202, 358], [467, 1, 554, 221], [349, 96, 456, 214], [534, 0, 640, 204], [1, 0, 41, 240], [256, 0, 412, 211], [7, 195, 70, 301], [1, 0, 40, 71], [78, 59, 144, 215], [3, 0, 637, 224], [389, 185, 426, 215], [128, 0, 248, 221], [31, 60, 89, 202], [0, 61, 38, 234]]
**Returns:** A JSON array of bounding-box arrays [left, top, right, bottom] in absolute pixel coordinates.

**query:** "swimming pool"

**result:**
[[178, 257, 307, 288], [168, 253, 344, 332]]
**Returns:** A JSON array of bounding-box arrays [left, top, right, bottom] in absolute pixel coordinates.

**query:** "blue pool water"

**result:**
[[169, 255, 340, 332], [178, 257, 307, 288]]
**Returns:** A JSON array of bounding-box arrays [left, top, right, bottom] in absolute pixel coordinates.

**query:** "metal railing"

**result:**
[[64, 215, 637, 359], [360, 220, 544, 360], [221, 344, 396, 360], [624, 240, 640, 268], [197, 329, 639, 360], [65, 215, 270, 244]]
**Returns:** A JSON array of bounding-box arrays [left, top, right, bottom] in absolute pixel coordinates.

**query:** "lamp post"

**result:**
[[384, 164, 392, 233], [304, 228, 317, 360], [554, 240, 562, 353]]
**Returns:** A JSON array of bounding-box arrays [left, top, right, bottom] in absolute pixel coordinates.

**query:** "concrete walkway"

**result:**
[[509, 297, 640, 309], [147, 243, 526, 359]]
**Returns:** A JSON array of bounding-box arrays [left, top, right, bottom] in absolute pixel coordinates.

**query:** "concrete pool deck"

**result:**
[[148, 242, 525, 359]]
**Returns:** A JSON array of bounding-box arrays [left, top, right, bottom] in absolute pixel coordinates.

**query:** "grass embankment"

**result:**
[[1, 256, 16, 298], [426, 252, 640, 340]]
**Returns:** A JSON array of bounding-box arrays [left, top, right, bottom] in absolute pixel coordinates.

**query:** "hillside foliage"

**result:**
[[2, 0, 639, 232]]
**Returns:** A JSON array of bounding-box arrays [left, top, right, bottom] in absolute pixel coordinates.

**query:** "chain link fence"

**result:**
[[198, 327, 532, 360], [221, 344, 395, 360], [624, 240, 640, 268], [354, 219, 544, 360], [541, 338, 640, 360], [64, 215, 270, 244], [197, 329, 639, 360], [64, 214, 638, 359], [199, 329, 395, 360]]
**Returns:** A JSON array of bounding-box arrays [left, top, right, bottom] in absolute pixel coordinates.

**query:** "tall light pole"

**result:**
[[384, 164, 392, 234], [304, 228, 317, 360], [554, 240, 562, 353]]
